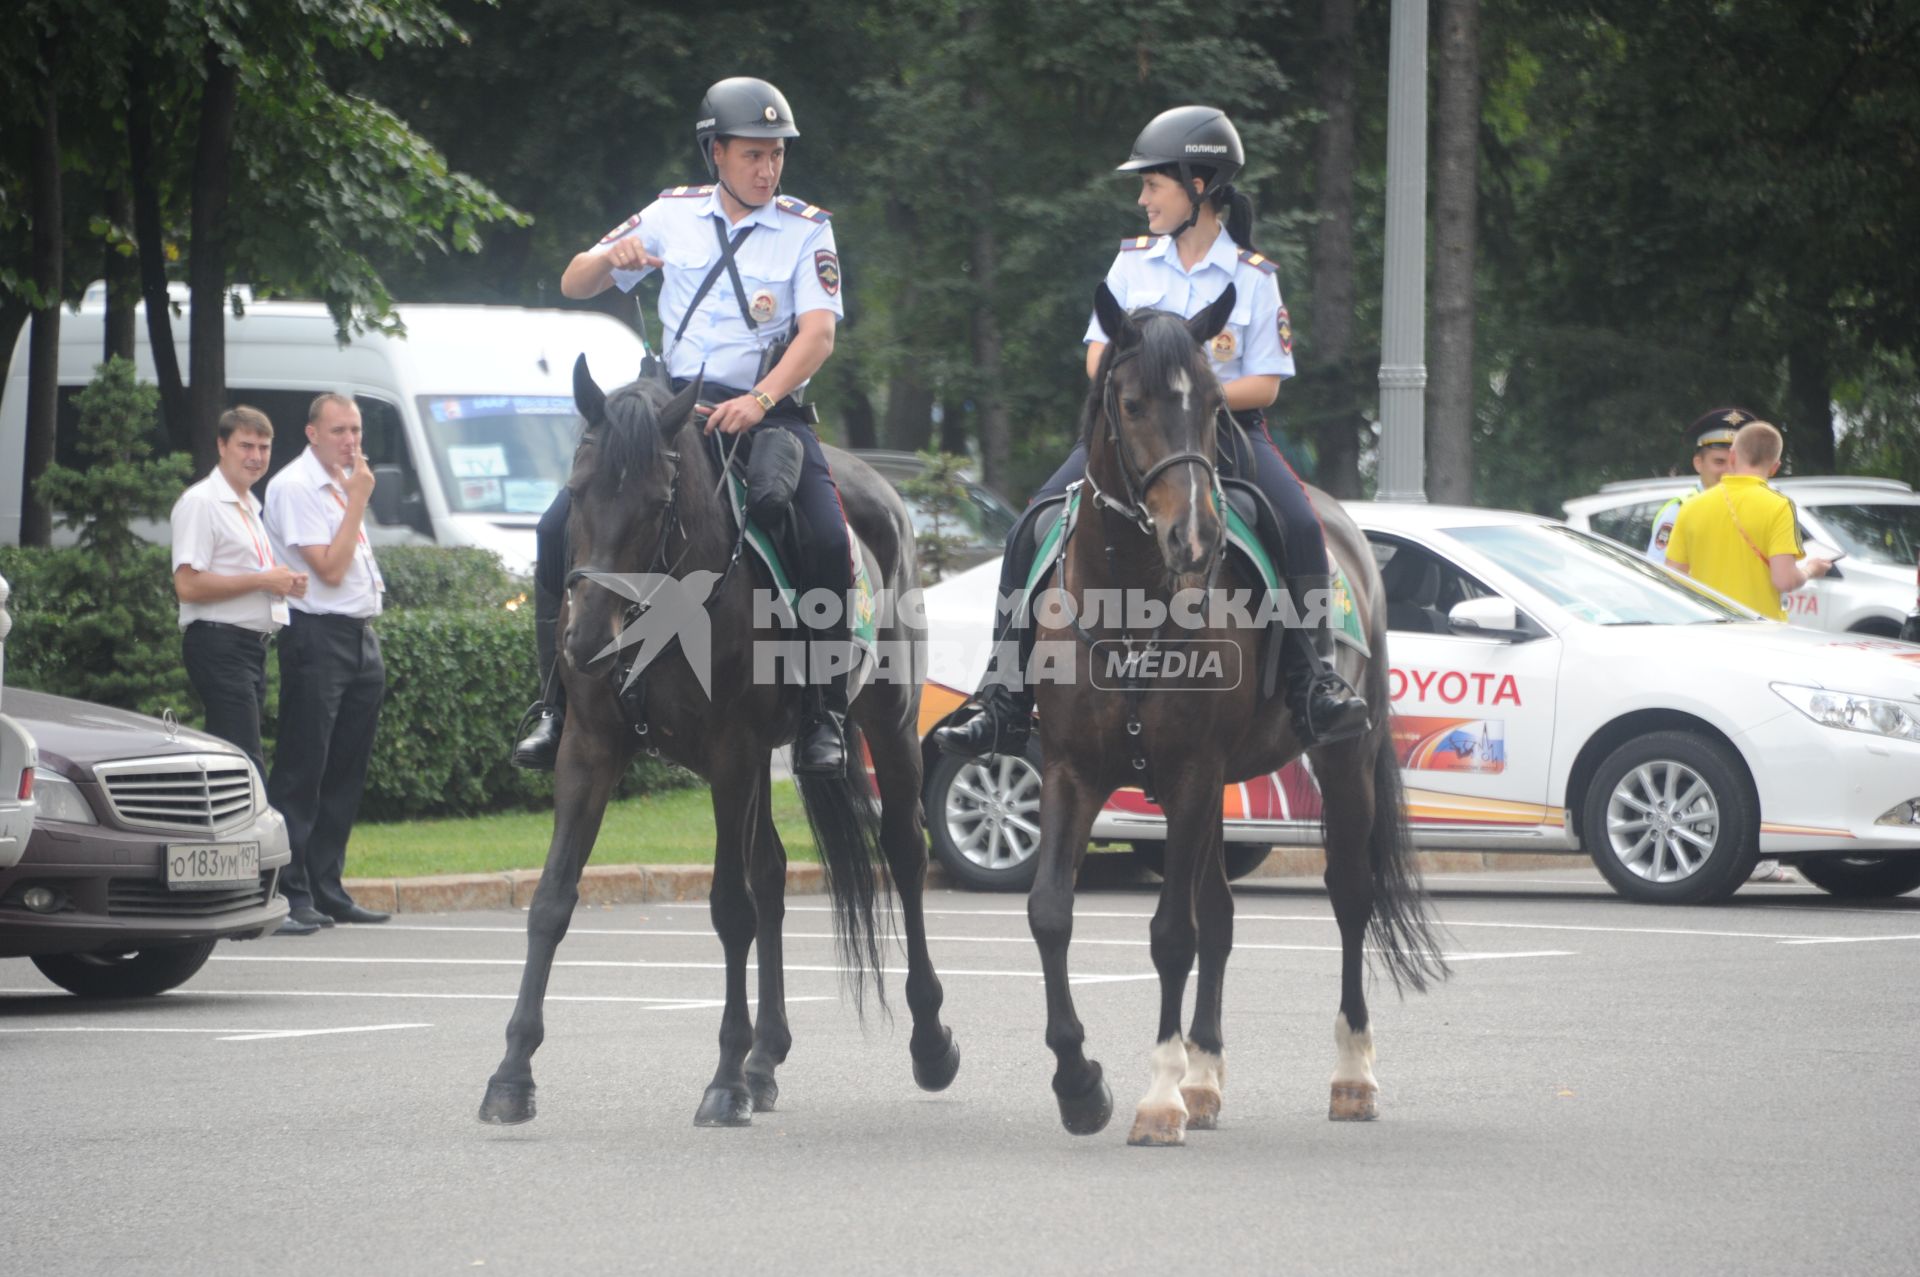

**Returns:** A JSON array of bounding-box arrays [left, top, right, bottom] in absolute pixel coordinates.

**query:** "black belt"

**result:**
[[672, 379, 802, 414], [291, 610, 373, 627], [189, 619, 273, 643]]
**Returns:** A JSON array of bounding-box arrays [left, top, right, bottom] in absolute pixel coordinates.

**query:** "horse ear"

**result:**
[[1188, 284, 1236, 346], [573, 354, 607, 423], [663, 373, 703, 433], [1094, 282, 1138, 350]]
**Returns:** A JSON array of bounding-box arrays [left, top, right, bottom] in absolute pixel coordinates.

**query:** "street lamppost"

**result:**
[[1377, 0, 1428, 503]]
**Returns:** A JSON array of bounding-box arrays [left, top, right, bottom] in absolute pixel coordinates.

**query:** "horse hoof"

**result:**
[[1127, 1103, 1187, 1147], [1055, 1062, 1112, 1136], [744, 1068, 779, 1113], [694, 1085, 754, 1127], [912, 1028, 962, 1093], [1328, 1082, 1379, 1121], [477, 1080, 536, 1126], [1181, 1085, 1222, 1130]]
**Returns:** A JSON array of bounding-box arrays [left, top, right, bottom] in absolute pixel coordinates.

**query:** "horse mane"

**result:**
[[592, 378, 678, 486], [1080, 309, 1208, 448]]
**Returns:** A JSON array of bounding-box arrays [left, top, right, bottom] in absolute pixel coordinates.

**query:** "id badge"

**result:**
[[270, 599, 291, 626]]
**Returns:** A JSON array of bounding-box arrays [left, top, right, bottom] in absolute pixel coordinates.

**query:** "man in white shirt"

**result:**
[[172, 406, 316, 936], [263, 393, 391, 927]]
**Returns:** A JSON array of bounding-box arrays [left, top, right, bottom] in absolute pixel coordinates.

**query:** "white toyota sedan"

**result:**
[[917, 504, 1920, 904]]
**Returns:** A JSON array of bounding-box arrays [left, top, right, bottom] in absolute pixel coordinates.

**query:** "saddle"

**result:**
[[701, 427, 880, 689], [1019, 481, 1368, 699]]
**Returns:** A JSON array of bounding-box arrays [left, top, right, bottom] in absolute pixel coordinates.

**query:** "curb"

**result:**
[[344, 850, 1581, 915]]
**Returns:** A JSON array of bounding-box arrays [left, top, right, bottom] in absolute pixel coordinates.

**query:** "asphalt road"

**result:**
[[4, 867, 1918, 1276]]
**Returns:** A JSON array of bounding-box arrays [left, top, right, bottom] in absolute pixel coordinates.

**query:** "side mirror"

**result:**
[[369, 465, 405, 527], [1448, 596, 1530, 640]]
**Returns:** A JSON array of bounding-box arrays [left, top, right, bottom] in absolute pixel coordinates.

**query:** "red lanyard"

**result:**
[[326, 487, 371, 550], [235, 501, 270, 567]]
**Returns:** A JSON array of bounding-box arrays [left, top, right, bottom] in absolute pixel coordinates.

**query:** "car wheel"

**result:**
[[31, 939, 220, 998], [1131, 840, 1274, 881], [926, 741, 1044, 892], [1795, 855, 1920, 899], [1582, 730, 1757, 904]]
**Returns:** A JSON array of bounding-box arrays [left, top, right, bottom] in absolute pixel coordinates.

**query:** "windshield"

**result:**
[[1808, 501, 1920, 566], [1446, 523, 1754, 625], [418, 395, 579, 515]]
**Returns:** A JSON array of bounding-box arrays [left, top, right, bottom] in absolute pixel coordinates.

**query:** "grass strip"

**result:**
[[346, 783, 819, 879]]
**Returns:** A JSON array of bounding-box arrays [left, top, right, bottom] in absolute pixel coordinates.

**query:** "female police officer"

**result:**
[[934, 105, 1368, 759], [514, 76, 855, 776]]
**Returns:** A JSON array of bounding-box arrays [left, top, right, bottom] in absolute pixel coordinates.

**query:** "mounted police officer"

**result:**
[[516, 76, 855, 776], [933, 105, 1369, 761]]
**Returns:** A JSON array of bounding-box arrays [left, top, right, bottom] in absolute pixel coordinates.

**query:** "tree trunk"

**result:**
[[939, 396, 968, 457], [104, 184, 139, 364], [968, 219, 1011, 495], [1786, 332, 1836, 475], [838, 383, 878, 451], [1426, 0, 1480, 504], [128, 54, 191, 454], [187, 42, 239, 476], [21, 35, 63, 548], [1305, 0, 1362, 498], [882, 374, 935, 452]]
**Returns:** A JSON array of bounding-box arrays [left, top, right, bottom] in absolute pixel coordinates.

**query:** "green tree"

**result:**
[[4, 358, 193, 714]]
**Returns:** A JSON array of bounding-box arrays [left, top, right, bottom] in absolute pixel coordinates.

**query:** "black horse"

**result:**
[[1026, 285, 1447, 1144], [479, 359, 959, 1127]]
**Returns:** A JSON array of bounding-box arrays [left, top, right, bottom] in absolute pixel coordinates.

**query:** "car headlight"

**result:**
[[248, 759, 267, 814], [32, 768, 99, 825], [1772, 684, 1920, 743]]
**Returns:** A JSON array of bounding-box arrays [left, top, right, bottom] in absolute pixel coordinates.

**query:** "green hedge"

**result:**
[[0, 544, 684, 820]]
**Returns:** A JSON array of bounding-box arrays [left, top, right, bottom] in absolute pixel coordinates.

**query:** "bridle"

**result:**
[[1082, 345, 1220, 537]]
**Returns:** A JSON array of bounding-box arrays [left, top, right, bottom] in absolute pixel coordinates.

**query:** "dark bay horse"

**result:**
[[1027, 285, 1447, 1145], [478, 359, 959, 1128]]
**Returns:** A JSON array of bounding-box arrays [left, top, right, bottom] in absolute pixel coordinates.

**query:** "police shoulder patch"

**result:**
[[597, 212, 642, 245], [656, 184, 715, 199], [1118, 235, 1162, 252], [776, 195, 832, 223], [1237, 248, 1278, 275]]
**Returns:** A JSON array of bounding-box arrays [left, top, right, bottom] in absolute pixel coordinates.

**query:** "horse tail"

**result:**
[[1365, 729, 1451, 994], [794, 719, 893, 1018]]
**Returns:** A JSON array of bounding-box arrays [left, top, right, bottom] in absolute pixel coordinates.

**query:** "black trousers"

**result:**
[[181, 621, 271, 777], [267, 611, 385, 914]]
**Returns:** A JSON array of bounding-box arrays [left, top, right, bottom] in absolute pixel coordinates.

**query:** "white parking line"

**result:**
[[0, 1022, 431, 1042], [0, 987, 830, 1009], [1778, 934, 1920, 946], [207, 950, 1568, 974]]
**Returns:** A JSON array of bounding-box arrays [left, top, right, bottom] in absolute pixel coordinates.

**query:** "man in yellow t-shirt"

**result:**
[[1665, 419, 1831, 619]]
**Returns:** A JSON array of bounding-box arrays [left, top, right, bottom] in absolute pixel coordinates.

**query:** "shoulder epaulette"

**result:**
[[775, 195, 831, 223], [1237, 248, 1278, 275], [657, 184, 715, 199], [1119, 235, 1162, 252]]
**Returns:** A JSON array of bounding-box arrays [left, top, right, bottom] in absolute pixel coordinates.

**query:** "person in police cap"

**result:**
[[1643, 407, 1747, 563], [933, 104, 1368, 762], [513, 76, 854, 776]]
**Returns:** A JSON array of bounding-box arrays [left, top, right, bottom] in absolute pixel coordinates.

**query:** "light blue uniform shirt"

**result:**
[[596, 185, 843, 391], [1084, 230, 1295, 383]]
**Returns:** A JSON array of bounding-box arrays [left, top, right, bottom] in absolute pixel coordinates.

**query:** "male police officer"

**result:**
[[532, 76, 853, 775], [1645, 408, 1747, 562]]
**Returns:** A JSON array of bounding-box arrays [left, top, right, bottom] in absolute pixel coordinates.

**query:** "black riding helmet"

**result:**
[[695, 77, 800, 179], [1117, 106, 1245, 234]]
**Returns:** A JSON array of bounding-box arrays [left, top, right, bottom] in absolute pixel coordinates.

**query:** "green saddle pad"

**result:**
[[726, 472, 877, 648], [1024, 484, 1366, 655]]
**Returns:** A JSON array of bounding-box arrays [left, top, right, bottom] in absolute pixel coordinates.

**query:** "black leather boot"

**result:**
[[512, 584, 567, 771], [931, 653, 1033, 760], [794, 620, 852, 778], [1284, 574, 1370, 747]]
